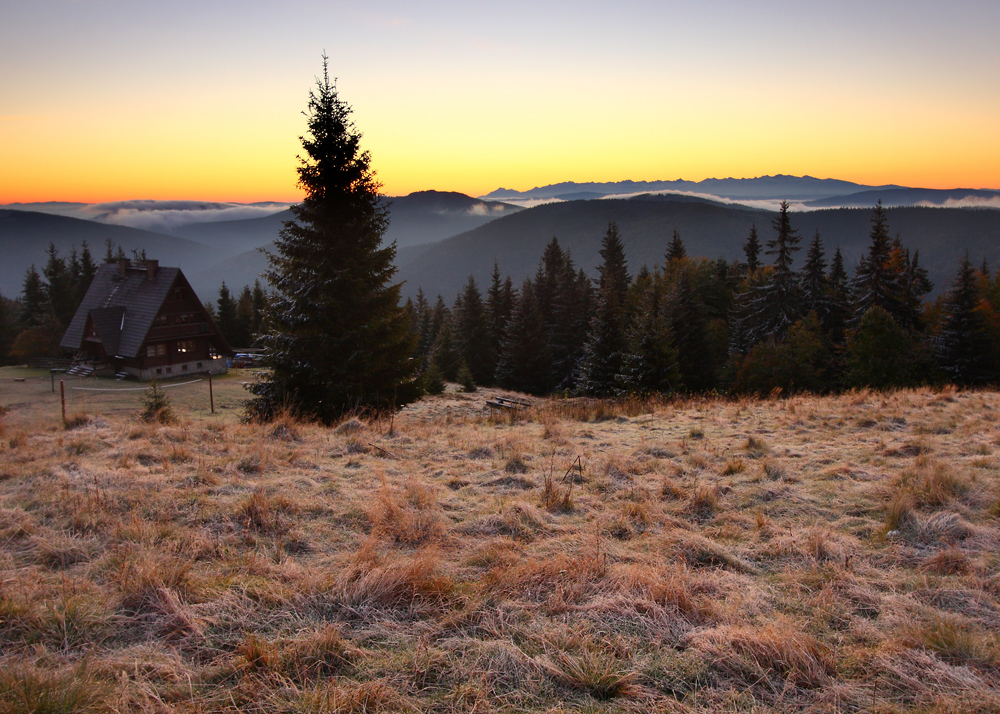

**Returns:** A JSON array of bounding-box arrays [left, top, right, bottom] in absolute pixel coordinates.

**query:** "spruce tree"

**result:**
[[617, 278, 681, 394], [485, 262, 514, 372], [43, 243, 74, 328], [576, 277, 627, 397], [665, 229, 686, 264], [495, 279, 552, 395], [852, 201, 898, 322], [455, 276, 494, 385], [936, 254, 998, 386], [598, 221, 630, 308], [743, 224, 761, 274], [801, 230, 829, 320], [216, 282, 238, 346], [19, 266, 49, 328], [249, 57, 417, 422]]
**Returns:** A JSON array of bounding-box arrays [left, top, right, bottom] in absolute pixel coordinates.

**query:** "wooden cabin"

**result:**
[[61, 259, 233, 379]]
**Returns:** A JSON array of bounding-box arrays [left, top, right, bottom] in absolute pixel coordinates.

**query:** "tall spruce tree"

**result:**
[[743, 224, 761, 274], [455, 276, 494, 385], [598, 221, 630, 308], [936, 254, 998, 385], [801, 230, 829, 320], [495, 279, 551, 395], [216, 282, 238, 346], [665, 229, 686, 264], [852, 201, 898, 322], [249, 57, 417, 422]]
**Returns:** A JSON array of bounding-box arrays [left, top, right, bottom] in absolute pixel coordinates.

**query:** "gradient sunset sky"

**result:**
[[3, 0, 999, 203]]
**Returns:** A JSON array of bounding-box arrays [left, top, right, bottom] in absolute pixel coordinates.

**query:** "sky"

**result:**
[[2, 0, 1000, 203]]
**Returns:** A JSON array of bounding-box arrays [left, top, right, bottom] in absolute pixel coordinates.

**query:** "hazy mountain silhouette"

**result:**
[[0, 210, 220, 297], [804, 187, 1000, 209], [394, 199, 1000, 301], [484, 175, 905, 201]]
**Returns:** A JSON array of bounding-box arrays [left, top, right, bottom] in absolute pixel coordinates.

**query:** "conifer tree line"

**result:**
[[1, 240, 100, 365], [405, 201, 1000, 396], [210, 280, 268, 349]]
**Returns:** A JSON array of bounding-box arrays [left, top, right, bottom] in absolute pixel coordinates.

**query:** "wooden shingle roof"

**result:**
[[61, 262, 182, 359]]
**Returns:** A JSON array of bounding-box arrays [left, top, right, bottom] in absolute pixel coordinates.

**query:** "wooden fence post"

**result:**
[[60, 380, 66, 423], [209, 373, 215, 414]]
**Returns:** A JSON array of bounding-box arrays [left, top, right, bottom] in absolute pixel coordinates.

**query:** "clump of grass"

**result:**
[[540, 466, 573, 513], [920, 546, 972, 575], [688, 484, 719, 520], [722, 457, 746, 475], [63, 412, 91, 430], [543, 648, 637, 700], [689, 427, 704, 440], [761, 459, 785, 481], [238, 488, 294, 535], [0, 660, 109, 714], [900, 614, 1000, 670], [687, 621, 834, 689], [370, 483, 442, 545], [885, 492, 917, 533], [744, 435, 770, 458]]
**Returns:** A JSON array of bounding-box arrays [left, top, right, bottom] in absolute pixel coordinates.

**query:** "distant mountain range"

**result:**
[[3, 176, 999, 307], [483, 175, 907, 202], [0, 191, 521, 299]]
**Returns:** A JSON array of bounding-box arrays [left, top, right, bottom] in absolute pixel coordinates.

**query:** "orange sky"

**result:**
[[3, 1, 999, 204]]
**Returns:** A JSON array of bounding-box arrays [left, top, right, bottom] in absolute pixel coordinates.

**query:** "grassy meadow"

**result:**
[[2, 367, 1000, 712]]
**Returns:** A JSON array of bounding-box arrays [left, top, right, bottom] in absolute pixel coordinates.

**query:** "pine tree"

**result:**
[[251, 280, 267, 337], [665, 229, 686, 264], [216, 282, 238, 346], [495, 279, 552, 395], [801, 230, 829, 320], [485, 262, 514, 371], [617, 278, 681, 394], [430, 313, 461, 382], [576, 277, 626, 397], [43, 243, 75, 328], [852, 201, 898, 322], [248, 57, 417, 422], [19, 265, 49, 328], [235, 286, 255, 347], [598, 221, 630, 308], [936, 255, 999, 386], [738, 201, 802, 346], [77, 241, 97, 304], [454, 276, 494, 385], [0, 291, 13, 365], [743, 224, 761, 274]]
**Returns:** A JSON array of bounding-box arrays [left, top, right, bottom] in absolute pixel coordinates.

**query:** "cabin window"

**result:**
[[196, 362, 203, 368], [147, 343, 167, 357], [154, 314, 168, 327], [156, 368, 162, 375], [182, 364, 188, 371], [177, 340, 196, 353]]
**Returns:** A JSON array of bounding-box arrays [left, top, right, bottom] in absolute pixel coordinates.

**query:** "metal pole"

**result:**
[[60, 380, 66, 423], [209, 373, 215, 414], [51, 371, 55, 392]]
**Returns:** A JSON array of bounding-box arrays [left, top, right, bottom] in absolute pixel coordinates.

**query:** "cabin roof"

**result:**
[[61, 262, 183, 359]]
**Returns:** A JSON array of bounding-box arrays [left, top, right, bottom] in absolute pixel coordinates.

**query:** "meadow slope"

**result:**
[[2, 378, 1000, 713]]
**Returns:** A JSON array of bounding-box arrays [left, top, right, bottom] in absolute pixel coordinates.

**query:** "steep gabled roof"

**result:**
[[88, 306, 126, 356], [61, 262, 182, 358]]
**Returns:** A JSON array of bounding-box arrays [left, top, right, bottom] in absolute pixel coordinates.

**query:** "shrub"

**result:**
[[140, 381, 174, 423]]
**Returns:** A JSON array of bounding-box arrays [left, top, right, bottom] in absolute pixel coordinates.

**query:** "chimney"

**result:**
[[118, 257, 129, 277], [146, 259, 159, 280]]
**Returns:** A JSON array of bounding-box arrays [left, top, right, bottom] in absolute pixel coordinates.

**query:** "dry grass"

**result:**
[[2, 372, 1000, 712]]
